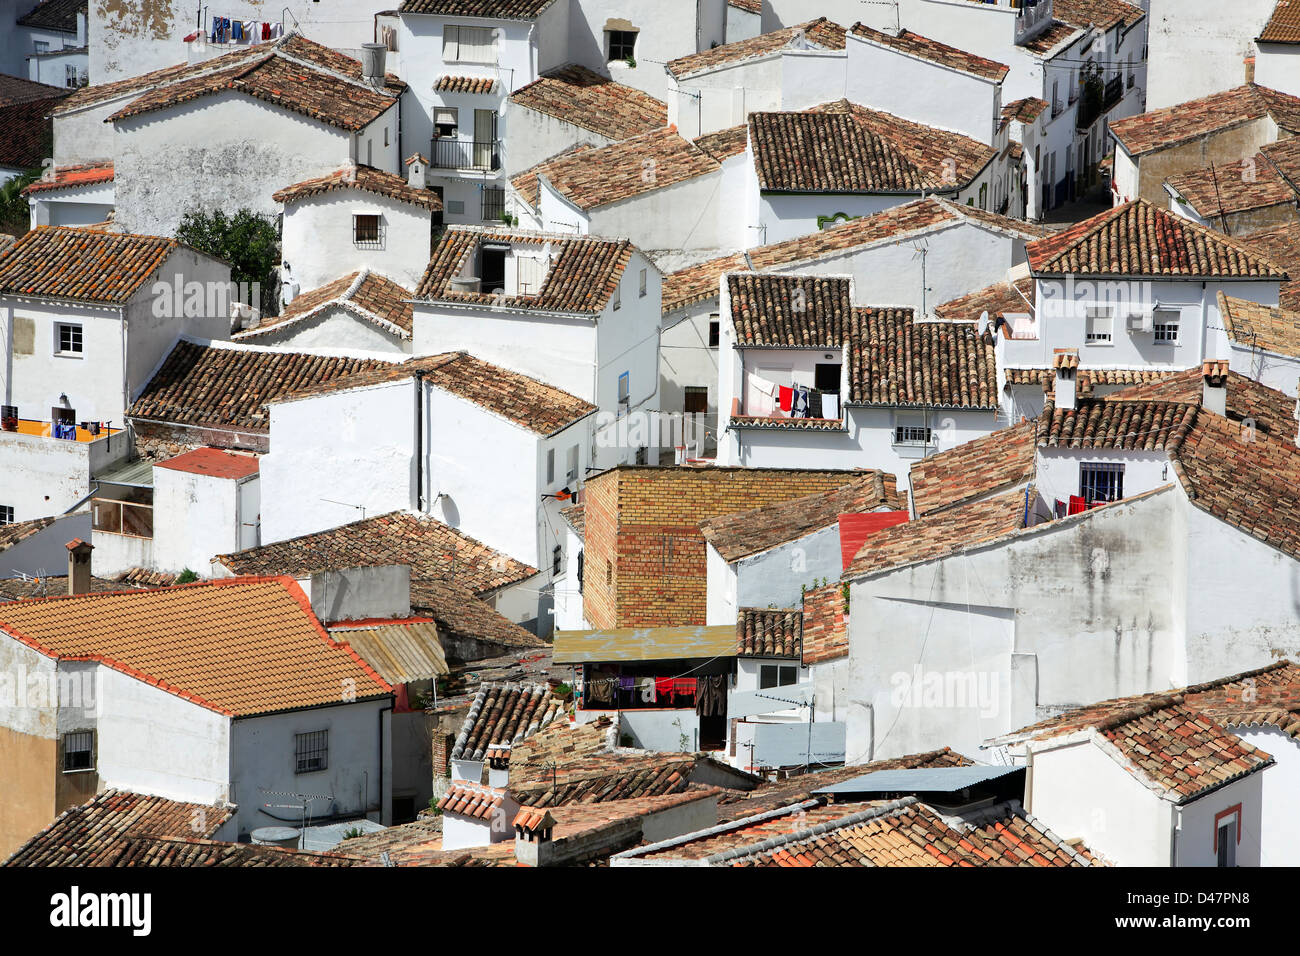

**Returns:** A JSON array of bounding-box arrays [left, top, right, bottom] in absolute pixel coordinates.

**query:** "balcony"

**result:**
[[431, 137, 501, 173], [91, 497, 153, 539], [1014, 0, 1053, 44], [1, 409, 120, 443], [1103, 75, 1124, 110]]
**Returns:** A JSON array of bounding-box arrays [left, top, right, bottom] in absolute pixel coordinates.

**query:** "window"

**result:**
[[481, 186, 505, 222], [353, 214, 381, 245], [444, 24, 496, 64], [295, 730, 328, 774], [618, 371, 630, 406], [639, 268, 647, 297], [552, 545, 563, 576], [605, 560, 612, 586], [546, 447, 555, 484], [612, 283, 622, 311], [65, 64, 78, 87], [1080, 462, 1124, 504], [0, 505, 14, 525], [607, 29, 637, 61], [566, 444, 579, 483], [759, 664, 798, 689], [55, 322, 82, 355], [814, 363, 841, 392], [708, 316, 720, 348], [1085, 307, 1113, 343], [62, 731, 94, 772], [434, 107, 459, 138], [34, 40, 49, 54], [1153, 309, 1179, 344], [447, 199, 465, 216], [383, 127, 389, 147], [1215, 805, 1240, 867], [684, 386, 708, 414], [894, 412, 931, 446]]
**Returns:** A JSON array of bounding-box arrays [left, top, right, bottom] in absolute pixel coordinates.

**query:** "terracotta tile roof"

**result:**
[[727, 415, 848, 430], [434, 75, 497, 94], [416, 226, 633, 313], [0, 577, 392, 717], [998, 694, 1272, 803], [750, 101, 996, 193], [1052, 0, 1144, 32], [512, 753, 701, 807], [1002, 366, 1182, 392], [17, 0, 86, 32], [1110, 85, 1300, 157], [1101, 365, 1297, 437], [106, 38, 404, 132], [1166, 155, 1297, 217], [22, 161, 114, 195], [800, 582, 847, 665], [1002, 96, 1049, 123], [736, 608, 802, 658], [0, 515, 57, 553], [701, 472, 902, 562], [1262, 135, 1300, 191], [422, 352, 597, 435], [235, 271, 414, 342], [510, 65, 667, 141], [660, 198, 1045, 314], [1025, 199, 1288, 277], [693, 124, 749, 162], [559, 503, 585, 538], [728, 0, 761, 12], [728, 799, 1093, 867], [129, 340, 391, 433], [714, 748, 970, 821], [272, 164, 442, 211], [850, 24, 1009, 82], [909, 419, 1038, 516], [0, 576, 135, 601], [3, 789, 232, 867], [529, 127, 720, 210], [0, 93, 64, 170], [410, 577, 545, 650], [727, 274, 999, 408], [846, 485, 1030, 578], [1259, 0, 1300, 42], [155, 447, 259, 480], [113, 568, 179, 587], [1037, 398, 1199, 451], [1017, 19, 1083, 56], [106, 835, 362, 867], [1218, 291, 1300, 357], [397, 0, 556, 18], [510, 144, 593, 207], [1244, 220, 1300, 309], [0, 226, 182, 304], [1183, 660, 1300, 736], [0, 73, 66, 108], [437, 783, 508, 820], [451, 681, 563, 760], [667, 18, 846, 78], [217, 510, 537, 597], [934, 276, 1034, 321]]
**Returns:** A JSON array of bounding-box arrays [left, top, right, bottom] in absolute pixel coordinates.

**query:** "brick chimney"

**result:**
[[66, 538, 93, 595], [1202, 360, 1229, 418], [1052, 349, 1079, 411]]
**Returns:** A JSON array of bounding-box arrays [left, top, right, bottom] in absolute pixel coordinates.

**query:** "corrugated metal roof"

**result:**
[[329, 620, 447, 683], [553, 626, 737, 664], [814, 765, 1022, 795], [92, 458, 155, 488]]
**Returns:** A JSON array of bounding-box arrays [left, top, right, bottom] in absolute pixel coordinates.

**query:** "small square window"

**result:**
[[894, 413, 931, 446], [55, 322, 82, 355], [63, 730, 94, 772], [639, 268, 647, 297], [684, 386, 708, 414], [353, 214, 381, 245], [1085, 307, 1113, 343], [618, 371, 630, 405], [759, 664, 798, 689], [612, 284, 622, 311], [1080, 462, 1124, 504], [1153, 309, 1179, 344], [447, 199, 466, 215], [295, 730, 328, 774], [608, 30, 637, 61], [434, 107, 459, 138], [0, 505, 13, 526]]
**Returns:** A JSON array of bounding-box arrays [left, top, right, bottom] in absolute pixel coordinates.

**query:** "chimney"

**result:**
[[360, 42, 387, 89], [485, 745, 511, 788], [513, 808, 557, 867], [1052, 349, 1079, 411], [1202, 360, 1229, 418], [405, 153, 428, 189], [66, 538, 93, 595]]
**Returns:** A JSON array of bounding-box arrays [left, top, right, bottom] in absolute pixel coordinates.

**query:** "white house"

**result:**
[[716, 273, 1002, 484], [15, 0, 87, 89], [1142, 0, 1277, 109], [0, 575, 397, 853], [0, 227, 231, 522], [1217, 294, 1300, 396], [412, 225, 662, 466], [999, 199, 1288, 420], [988, 691, 1272, 867], [841, 369, 1300, 763], [23, 161, 114, 229], [1256, 6, 1300, 98], [273, 164, 444, 296], [96, 33, 405, 237]]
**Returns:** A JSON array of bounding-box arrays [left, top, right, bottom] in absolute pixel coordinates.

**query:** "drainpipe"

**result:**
[[378, 700, 393, 822], [1024, 746, 1034, 813], [413, 371, 425, 512]]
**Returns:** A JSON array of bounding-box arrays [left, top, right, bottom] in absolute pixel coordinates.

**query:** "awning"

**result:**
[[329, 620, 447, 684], [553, 625, 736, 664]]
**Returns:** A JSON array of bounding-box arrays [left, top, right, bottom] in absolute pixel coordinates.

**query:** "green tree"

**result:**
[[0, 170, 40, 238], [174, 208, 280, 315]]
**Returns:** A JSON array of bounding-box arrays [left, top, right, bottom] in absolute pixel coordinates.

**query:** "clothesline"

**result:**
[[201, 16, 285, 45]]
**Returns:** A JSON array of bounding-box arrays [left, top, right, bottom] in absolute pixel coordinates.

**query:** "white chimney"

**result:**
[[1052, 349, 1079, 411], [360, 42, 387, 89], [1201, 360, 1228, 418], [406, 153, 428, 189]]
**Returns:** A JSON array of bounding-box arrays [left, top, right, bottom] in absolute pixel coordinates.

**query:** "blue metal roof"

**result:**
[[813, 764, 1022, 795]]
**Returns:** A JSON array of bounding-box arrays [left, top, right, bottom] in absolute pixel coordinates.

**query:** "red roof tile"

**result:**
[[154, 447, 259, 480], [21, 161, 113, 195], [272, 164, 442, 211], [850, 24, 1009, 81], [0, 226, 183, 304], [667, 18, 846, 78], [1110, 85, 1300, 157], [510, 64, 667, 141], [234, 270, 415, 342]]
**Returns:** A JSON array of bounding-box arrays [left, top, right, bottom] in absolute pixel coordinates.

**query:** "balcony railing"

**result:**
[[1103, 75, 1124, 109], [431, 137, 501, 172], [92, 498, 153, 539], [1014, 0, 1053, 43]]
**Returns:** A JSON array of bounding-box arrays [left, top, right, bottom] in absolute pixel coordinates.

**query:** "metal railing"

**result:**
[[92, 498, 154, 539], [431, 137, 500, 172]]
